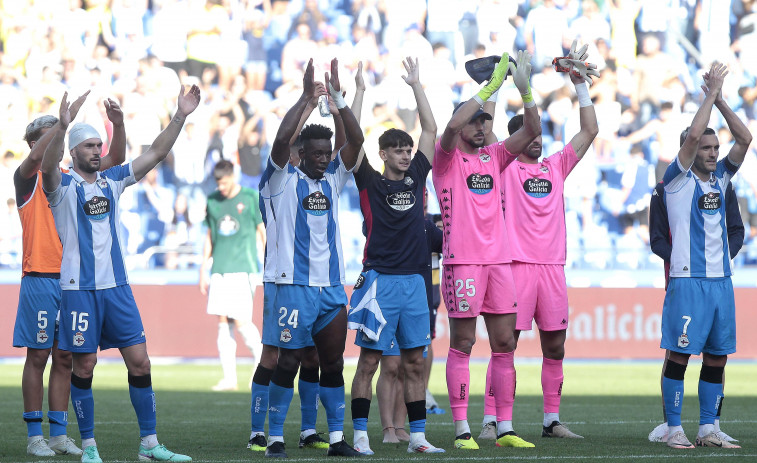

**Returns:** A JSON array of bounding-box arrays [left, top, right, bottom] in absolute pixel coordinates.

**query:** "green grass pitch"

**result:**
[[1, 360, 756, 462]]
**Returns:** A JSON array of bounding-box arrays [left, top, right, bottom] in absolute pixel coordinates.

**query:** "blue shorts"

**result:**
[[58, 285, 146, 353], [352, 271, 431, 353], [382, 337, 429, 357], [261, 283, 314, 347], [271, 284, 347, 349], [13, 276, 61, 349], [661, 277, 736, 356]]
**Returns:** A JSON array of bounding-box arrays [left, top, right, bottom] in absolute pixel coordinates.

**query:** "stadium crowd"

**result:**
[[2, 0, 757, 272]]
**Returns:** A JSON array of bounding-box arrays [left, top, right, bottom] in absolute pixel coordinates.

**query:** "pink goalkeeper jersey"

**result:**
[[432, 140, 517, 264], [503, 144, 579, 265]]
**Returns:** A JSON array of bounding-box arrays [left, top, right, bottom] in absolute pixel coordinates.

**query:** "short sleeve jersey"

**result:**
[[662, 156, 738, 278], [432, 140, 517, 264], [502, 144, 579, 264], [205, 186, 263, 274], [45, 164, 136, 290], [354, 153, 431, 274], [263, 153, 353, 286]]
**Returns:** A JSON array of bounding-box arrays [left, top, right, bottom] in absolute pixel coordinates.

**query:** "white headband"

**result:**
[[68, 123, 102, 150]]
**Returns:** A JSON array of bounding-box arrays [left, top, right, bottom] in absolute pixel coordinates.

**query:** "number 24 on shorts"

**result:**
[[278, 307, 299, 328]]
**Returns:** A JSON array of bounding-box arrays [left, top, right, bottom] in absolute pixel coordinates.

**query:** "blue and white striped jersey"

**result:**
[[259, 168, 278, 284], [45, 164, 136, 290], [261, 154, 353, 286], [663, 156, 739, 278]]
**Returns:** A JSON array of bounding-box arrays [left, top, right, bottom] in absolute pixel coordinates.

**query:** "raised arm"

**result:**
[[351, 62, 368, 168], [402, 57, 437, 162], [329, 90, 346, 154], [289, 88, 319, 146], [272, 59, 323, 168], [100, 97, 126, 170], [504, 50, 541, 154], [132, 84, 201, 181], [20, 91, 90, 179], [715, 87, 753, 166], [326, 58, 364, 169], [441, 51, 515, 152], [566, 46, 599, 160], [41, 93, 79, 192], [678, 62, 724, 170]]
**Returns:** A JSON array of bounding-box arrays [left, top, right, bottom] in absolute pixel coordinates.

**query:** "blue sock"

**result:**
[[250, 383, 269, 434], [353, 417, 368, 432], [662, 376, 684, 427], [319, 385, 345, 433], [23, 411, 44, 437], [299, 379, 319, 431], [698, 380, 722, 425], [128, 374, 156, 437], [47, 411, 68, 437], [409, 419, 426, 433], [70, 375, 95, 439], [268, 382, 294, 436]]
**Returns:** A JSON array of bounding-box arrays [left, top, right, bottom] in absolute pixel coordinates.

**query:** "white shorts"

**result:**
[[207, 273, 257, 320]]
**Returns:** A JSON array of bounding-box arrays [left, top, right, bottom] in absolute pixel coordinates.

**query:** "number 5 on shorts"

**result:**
[[278, 307, 299, 329]]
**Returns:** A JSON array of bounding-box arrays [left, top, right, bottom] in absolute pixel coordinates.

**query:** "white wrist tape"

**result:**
[[328, 82, 347, 109], [575, 82, 591, 107]]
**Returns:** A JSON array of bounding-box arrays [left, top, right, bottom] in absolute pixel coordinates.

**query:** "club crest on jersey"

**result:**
[[466, 173, 493, 194], [302, 191, 331, 216], [218, 215, 240, 236], [97, 178, 108, 189], [523, 178, 552, 198], [540, 166, 549, 173], [459, 299, 470, 312], [37, 329, 48, 344], [84, 196, 110, 221], [479, 153, 491, 162], [73, 332, 85, 347], [698, 192, 721, 214], [236, 202, 245, 213], [404, 176, 414, 186], [386, 191, 415, 211], [678, 333, 689, 349], [280, 328, 292, 343]]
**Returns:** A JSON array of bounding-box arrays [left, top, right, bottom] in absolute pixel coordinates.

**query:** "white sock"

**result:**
[[329, 431, 344, 444], [353, 430, 368, 443], [300, 429, 316, 439], [250, 431, 264, 439], [238, 322, 263, 363], [217, 322, 237, 383], [28, 435, 44, 443], [141, 434, 159, 449], [668, 425, 684, 435], [483, 414, 496, 425], [544, 412, 560, 427], [410, 431, 425, 444], [269, 435, 284, 444], [714, 418, 721, 432], [82, 438, 96, 449], [48, 435, 66, 446], [698, 423, 715, 437], [454, 420, 470, 437], [497, 420, 514, 435]]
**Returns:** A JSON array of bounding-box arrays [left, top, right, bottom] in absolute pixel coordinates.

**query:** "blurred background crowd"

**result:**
[[2, 0, 757, 274]]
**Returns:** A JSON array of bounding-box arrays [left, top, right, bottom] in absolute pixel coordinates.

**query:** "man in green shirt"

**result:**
[[200, 160, 266, 391]]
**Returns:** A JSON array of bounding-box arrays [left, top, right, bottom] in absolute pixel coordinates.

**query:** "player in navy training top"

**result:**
[[347, 57, 444, 455]]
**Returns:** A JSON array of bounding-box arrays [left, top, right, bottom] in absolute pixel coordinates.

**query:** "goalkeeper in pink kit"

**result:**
[[432, 49, 540, 450], [479, 40, 599, 441]]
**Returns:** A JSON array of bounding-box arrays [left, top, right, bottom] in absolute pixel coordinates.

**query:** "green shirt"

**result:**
[[205, 186, 263, 274]]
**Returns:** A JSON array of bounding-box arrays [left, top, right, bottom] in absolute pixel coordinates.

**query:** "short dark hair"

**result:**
[[213, 159, 235, 179], [24, 115, 58, 147], [378, 128, 413, 150], [507, 114, 524, 136], [300, 124, 333, 143], [679, 127, 716, 147]]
